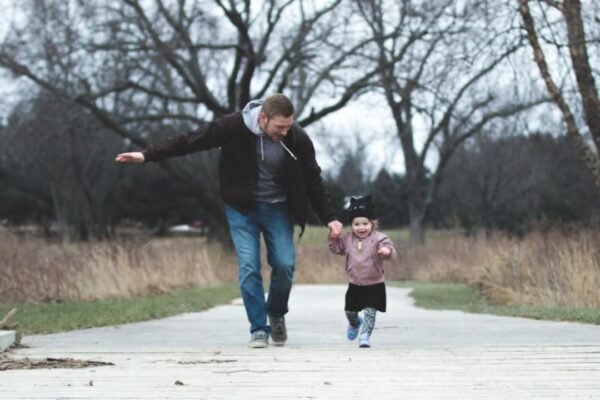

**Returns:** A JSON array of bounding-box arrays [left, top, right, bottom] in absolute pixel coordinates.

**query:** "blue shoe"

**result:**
[[347, 318, 362, 341]]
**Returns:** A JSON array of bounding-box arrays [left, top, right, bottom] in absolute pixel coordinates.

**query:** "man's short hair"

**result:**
[[262, 94, 294, 118]]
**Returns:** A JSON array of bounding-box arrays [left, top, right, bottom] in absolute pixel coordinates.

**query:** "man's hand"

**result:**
[[327, 220, 343, 239], [115, 152, 145, 163], [378, 247, 391, 257]]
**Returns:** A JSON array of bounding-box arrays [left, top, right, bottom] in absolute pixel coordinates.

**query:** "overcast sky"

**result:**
[[317, 95, 414, 177], [0, 0, 527, 179]]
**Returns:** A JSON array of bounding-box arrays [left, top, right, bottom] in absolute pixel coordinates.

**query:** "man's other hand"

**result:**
[[327, 220, 343, 239]]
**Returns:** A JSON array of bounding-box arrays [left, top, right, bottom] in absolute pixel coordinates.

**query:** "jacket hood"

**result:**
[[241, 99, 298, 161], [242, 100, 264, 136]]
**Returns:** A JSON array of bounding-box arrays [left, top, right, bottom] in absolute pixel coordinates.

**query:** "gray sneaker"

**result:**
[[248, 330, 269, 348], [268, 315, 287, 346]]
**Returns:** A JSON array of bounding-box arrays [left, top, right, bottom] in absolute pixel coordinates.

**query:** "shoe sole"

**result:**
[[271, 340, 286, 346], [248, 341, 268, 349]]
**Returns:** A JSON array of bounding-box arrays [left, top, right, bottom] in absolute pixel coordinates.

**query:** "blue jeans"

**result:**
[[225, 202, 296, 334]]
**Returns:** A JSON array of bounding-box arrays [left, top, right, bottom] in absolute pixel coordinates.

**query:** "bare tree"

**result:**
[[0, 0, 381, 239], [354, 0, 546, 244], [3, 92, 124, 241], [518, 0, 600, 188], [440, 133, 541, 233], [439, 131, 600, 232]]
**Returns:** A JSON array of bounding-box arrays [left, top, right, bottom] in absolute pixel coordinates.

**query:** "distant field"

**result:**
[[296, 225, 457, 245], [1, 225, 598, 326]]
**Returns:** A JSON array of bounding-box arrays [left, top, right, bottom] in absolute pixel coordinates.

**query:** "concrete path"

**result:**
[[2, 285, 600, 399]]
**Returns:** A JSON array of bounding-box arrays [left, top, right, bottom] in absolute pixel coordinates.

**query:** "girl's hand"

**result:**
[[377, 247, 391, 257]]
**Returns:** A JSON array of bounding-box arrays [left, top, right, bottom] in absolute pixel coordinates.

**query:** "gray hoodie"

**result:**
[[241, 100, 296, 203]]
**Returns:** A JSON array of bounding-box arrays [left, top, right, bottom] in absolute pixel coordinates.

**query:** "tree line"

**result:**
[[327, 131, 599, 235], [0, 0, 598, 243], [1, 93, 597, 240]]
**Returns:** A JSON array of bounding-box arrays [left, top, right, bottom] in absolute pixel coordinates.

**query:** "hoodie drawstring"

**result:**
[[260, 135, 264, 161], [258, 135, 298, 161], [280, 141, 297, 160]]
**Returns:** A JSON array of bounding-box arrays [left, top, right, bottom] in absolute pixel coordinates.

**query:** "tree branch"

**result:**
[[519, 0, 600, 188]]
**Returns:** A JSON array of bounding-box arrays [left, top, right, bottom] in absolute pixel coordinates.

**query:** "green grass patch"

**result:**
[[298, 225, 409, 245], [0, 284, 240, 335], [298, 225, 407, 245], [391, 280, 600, 325], [298, 225, 459, 245], [300, 226, 414, 244]]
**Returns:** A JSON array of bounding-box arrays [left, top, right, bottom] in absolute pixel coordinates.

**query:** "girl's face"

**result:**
[[351, 217, 373, 238]]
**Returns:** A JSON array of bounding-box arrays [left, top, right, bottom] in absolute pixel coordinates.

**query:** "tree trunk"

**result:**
[[564, 0, 600, 153], [519, 0, 600, 189], [408, 189, 427, 245], [408, 213, 426, 245]]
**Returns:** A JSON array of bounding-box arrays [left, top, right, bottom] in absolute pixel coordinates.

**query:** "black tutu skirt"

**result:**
[[345, 282, 386, 312]]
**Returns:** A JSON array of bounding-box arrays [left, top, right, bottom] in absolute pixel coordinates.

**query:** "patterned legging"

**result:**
[[345, 307, 377, 336]]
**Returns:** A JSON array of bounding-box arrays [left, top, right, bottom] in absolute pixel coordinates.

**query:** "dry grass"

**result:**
[[2, 226, 598, 309], [0, 228, 236, 302], [402, 229, 600, 308]]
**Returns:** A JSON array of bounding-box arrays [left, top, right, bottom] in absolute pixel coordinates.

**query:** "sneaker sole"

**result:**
[[248, 341, 268, 349], [271, 339, 286, 346]]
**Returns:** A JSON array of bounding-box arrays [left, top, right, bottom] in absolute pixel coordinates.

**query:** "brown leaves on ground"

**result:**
[[0, 354, 113, 371]]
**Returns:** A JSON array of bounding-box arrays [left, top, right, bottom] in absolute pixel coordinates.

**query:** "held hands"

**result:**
[[377, 247, 391, 257], [327, 220, 343, 239], [115, 152, 145, 163]]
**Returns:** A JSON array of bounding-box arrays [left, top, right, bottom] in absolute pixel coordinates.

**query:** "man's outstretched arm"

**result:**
[[115, 152, 145, 163]]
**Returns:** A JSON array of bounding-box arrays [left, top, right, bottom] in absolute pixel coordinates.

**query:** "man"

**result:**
[[115, 94, 343, 348]]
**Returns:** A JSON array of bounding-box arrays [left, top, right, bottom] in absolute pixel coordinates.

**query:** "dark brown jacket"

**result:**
[[142, 112, 337, 233]]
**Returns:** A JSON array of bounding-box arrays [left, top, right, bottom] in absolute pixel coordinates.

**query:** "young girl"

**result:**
[[328, 195, 397, 348]]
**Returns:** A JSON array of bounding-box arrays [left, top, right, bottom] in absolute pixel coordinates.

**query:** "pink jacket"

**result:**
[[328, 231, 397, 286]]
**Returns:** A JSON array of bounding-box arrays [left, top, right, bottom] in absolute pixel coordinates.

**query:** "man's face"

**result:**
[[259, 112, 294, 142], [351, 217, 373, 238]]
